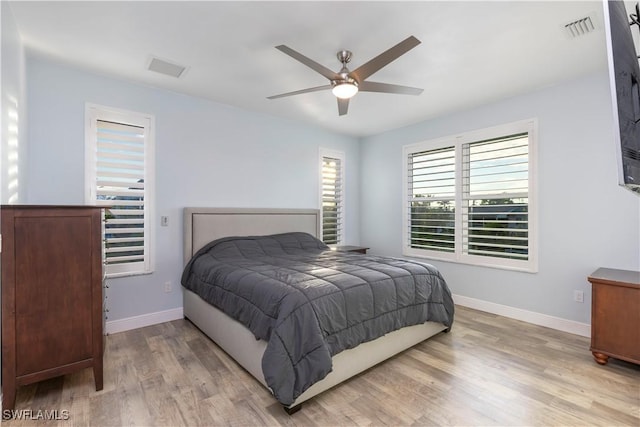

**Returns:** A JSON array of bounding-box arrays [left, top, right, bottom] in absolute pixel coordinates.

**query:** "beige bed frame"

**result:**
[[182, 207, 447, 411]]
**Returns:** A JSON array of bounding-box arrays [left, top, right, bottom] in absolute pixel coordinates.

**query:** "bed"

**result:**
[[181, 207, 454, 413]]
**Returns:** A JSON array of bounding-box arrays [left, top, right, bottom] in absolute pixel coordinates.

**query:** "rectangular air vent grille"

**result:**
[[147, 57, 186, 78], [564, 16, 596, 38]]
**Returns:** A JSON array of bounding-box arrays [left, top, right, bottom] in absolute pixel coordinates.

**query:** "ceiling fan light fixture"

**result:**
[[332, 81, 359, 99]]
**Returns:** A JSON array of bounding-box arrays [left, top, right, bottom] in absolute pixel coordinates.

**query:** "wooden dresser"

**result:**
[[588, 267, 640, 366], [1, 205, 105, 410]]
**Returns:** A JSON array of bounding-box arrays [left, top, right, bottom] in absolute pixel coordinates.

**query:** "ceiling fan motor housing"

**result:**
[[337, 50, 353, 64]]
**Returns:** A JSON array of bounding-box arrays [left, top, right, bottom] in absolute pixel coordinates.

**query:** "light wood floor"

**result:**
[[5, 306, 639, 426]]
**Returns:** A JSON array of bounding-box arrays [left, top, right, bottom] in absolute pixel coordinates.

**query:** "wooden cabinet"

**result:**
[[588, 268, 640, 366], [1, 206, 104, 410]]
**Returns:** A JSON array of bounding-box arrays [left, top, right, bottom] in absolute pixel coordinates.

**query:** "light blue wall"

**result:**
[[360, 71, 640, 324], [25, 54, 360, 322], [1, 1, 27, 204], [20, 53, 640, 326]]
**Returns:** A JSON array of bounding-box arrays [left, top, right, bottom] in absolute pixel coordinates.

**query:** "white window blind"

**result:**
[[403, 119, 537, 272], [463, 133, 529, 260], [86, 105, 154, 277], [320, 150, 345, 245], [407, 146, 456, 253]]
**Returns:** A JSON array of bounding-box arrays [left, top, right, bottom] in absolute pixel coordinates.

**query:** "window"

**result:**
[[85, 104, 155, 277], [403, 119, 537, 272], [319, 149, 345, 245]]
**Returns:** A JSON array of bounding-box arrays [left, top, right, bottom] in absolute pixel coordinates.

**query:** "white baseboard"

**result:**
[[105, 307, 184, 334], [452, 294, 591, 338], [104, 297, 590, 338]]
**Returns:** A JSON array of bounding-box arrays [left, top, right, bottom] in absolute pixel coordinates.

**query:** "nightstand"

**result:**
[[588, 268, 640, 366], [329, 245, 369, 254]]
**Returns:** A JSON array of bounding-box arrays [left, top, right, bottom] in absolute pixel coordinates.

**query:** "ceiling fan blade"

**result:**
[[267, 84, 332, 100], [337, 98, 349, 116], [350, 36, 421, 82], [275, 45, 340, 81], [358, 81, 423, 95]]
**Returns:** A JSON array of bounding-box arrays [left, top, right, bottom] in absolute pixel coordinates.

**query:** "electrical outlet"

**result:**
[[164, 281, 172, 293], [160, 216, 169, 227], [573, 290, 584, 303]]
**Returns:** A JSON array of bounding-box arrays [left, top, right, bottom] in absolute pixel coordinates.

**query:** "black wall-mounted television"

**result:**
[[604, 0, 640, 195]]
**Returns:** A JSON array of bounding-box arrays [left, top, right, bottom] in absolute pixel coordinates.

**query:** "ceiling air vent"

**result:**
[[564, 15, 596, 38], [147, 56, 187, 78]]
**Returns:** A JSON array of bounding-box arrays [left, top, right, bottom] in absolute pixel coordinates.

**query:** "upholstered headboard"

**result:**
[[183, 207, 321, 265]]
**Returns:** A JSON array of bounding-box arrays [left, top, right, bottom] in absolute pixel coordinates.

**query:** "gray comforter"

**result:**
[[181, 232, 454, 406]]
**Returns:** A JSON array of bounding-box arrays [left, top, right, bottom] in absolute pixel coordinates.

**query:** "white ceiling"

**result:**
[[9, 1, 607, 137]]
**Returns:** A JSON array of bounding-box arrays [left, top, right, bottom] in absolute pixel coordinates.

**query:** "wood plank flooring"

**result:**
[[4, 306, 639, 426]]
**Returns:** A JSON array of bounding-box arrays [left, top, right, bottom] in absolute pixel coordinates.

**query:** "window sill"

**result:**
[[403, 249, 538, 273], [105, 269, 154, 279]]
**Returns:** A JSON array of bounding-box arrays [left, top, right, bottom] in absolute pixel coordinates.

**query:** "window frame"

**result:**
[[402, 119, 538, 272], [85, 103, 156, 278], [319, 148, 346, 245]]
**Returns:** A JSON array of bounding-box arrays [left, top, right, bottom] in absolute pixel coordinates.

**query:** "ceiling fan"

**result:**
[[267, 36, 424, 116]]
